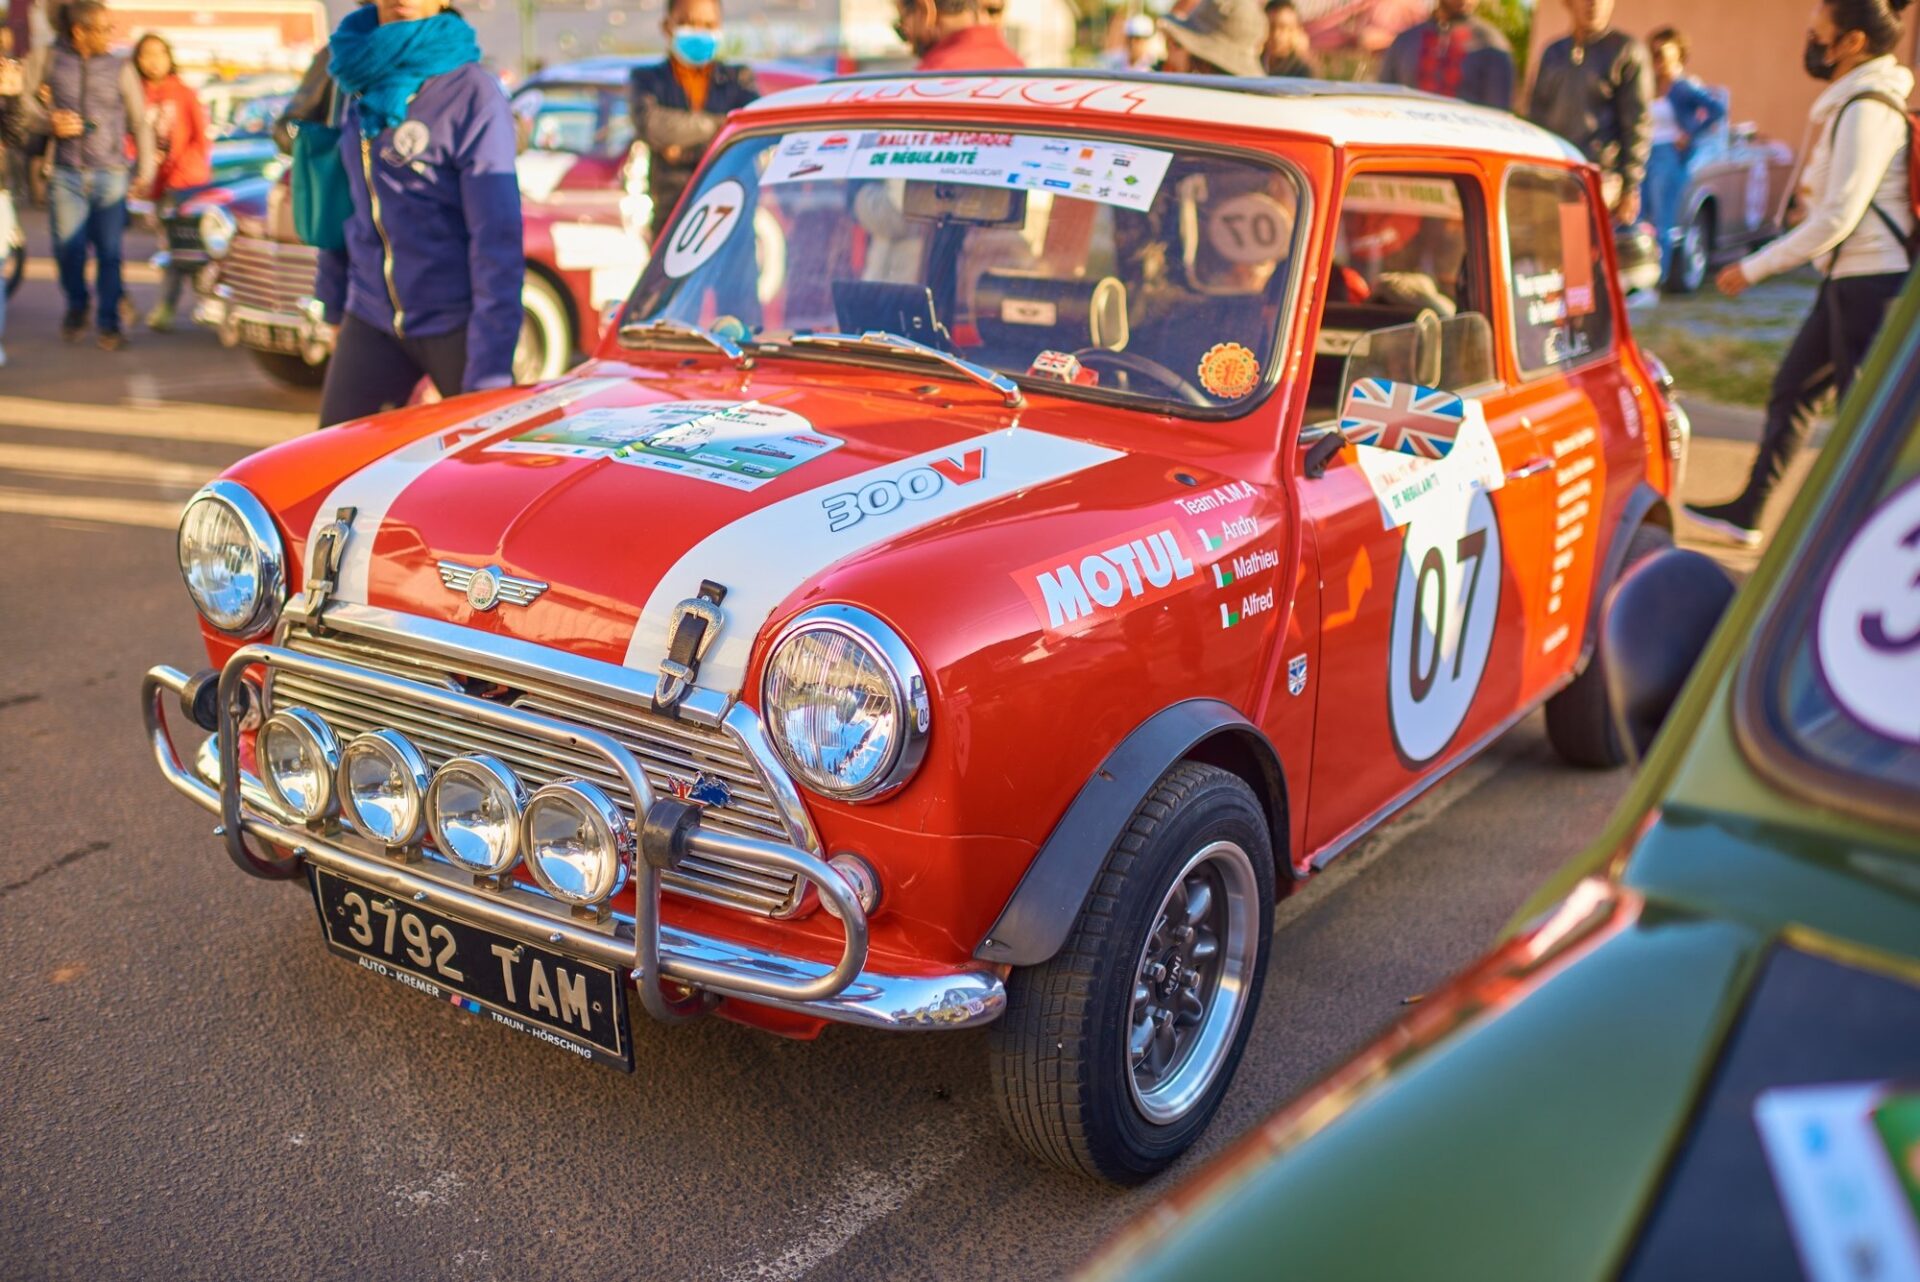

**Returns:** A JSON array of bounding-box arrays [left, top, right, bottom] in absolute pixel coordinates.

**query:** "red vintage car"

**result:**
[[193, 56, 825, 387], [146, 73, 1687, 1182]]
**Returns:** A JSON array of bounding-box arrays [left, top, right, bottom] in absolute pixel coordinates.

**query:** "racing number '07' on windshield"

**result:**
[[623, 128, 1305, 412]]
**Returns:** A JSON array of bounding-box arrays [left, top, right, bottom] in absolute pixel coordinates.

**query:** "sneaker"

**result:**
[[97, 330, 127, 352], [60, 310, 88, 342], [146, 302, 175, 332], [1682, 501, 1763, 549]]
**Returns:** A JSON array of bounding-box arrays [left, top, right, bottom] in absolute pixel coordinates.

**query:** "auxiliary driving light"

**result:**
[[427, 755, 527, 876], [258, 708, 340, 823], [337, 730, 431, 846], [521, 779, 632, 906]]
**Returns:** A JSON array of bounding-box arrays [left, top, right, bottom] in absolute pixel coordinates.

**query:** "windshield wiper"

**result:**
[[616, 316, 749, 366], [788, 330, 1024, 409]]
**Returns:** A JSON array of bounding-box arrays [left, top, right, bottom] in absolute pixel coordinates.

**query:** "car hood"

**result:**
[[248, 362, 1140, 697]]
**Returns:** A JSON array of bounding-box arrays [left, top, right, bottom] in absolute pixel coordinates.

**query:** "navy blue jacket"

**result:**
[[316, 62, 523, 391]]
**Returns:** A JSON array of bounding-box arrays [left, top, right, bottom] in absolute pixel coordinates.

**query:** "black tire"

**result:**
[[1546, 522, 1675, 767], [1668, 205, 1713, 295], [990, 762, 1275, 1184], [514, 272, 574, 384], [249, 349, 328, 389]]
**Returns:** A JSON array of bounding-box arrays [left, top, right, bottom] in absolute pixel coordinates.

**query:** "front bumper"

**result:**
[[194, 288, 334, 367], [142, 654, 1005, 1033]]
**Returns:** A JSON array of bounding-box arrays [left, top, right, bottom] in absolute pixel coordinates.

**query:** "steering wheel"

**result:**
[[1070, 348, 1211, 408]]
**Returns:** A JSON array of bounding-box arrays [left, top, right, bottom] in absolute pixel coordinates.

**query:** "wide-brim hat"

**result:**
[[1159, 0, 1266, 78]]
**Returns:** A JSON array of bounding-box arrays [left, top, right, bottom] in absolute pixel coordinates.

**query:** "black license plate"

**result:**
[[238, 318, 303, 354], [310, 868, 632, 1071]]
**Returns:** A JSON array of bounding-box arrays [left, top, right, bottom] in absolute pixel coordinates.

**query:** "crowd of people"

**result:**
[[0, 0, 1912, 529]]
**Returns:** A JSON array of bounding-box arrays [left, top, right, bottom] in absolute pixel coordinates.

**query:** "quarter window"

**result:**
[[1504, 167, 1613, 377]]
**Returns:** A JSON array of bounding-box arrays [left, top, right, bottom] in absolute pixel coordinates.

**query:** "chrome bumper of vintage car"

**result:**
[[141, 655, 1005, 1033], [195, 289, 334, 367]]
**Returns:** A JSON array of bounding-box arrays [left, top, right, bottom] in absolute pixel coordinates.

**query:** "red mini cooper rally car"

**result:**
[[144, 72, 1687, 1183]]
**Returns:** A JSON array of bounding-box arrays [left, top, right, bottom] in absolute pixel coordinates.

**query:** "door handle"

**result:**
[[1506, 457, 1553, 480]]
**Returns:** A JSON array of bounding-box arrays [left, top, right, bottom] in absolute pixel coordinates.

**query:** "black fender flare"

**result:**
[[1579, 482, 1672, 671], [973, 699, 1286, 968]]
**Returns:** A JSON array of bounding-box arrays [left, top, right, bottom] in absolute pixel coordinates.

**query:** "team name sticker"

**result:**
[[491, 400, 841, 491], [1815, 474, 1920, 743], [663, 179, 747, 278]]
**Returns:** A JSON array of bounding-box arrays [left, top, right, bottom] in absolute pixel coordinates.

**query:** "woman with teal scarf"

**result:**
[[315, 0, 524, 427]]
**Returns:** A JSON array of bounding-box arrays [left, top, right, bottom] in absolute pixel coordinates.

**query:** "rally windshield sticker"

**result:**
[[490, 401, 843, 491], [761, 130, 1174, 213]]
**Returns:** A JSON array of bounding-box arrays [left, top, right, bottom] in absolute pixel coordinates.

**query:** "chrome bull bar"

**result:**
[[144, 650, 1002, 1031]]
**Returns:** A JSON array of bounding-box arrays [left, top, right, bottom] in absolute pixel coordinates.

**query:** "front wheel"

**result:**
[[514, 273, 574, 384], [990, 762, 1274, 1184], [1668, 206, 1713, 295]]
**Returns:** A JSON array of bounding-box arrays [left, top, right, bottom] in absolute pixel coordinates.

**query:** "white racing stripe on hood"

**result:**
[[622, 427, 1122, 695], [306, 378, 629, 602]]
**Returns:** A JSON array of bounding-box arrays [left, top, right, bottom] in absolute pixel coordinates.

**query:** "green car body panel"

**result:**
[[1086, 276, 1920, 1281]]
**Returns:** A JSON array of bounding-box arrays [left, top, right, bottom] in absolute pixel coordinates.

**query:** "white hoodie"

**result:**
[[1742, 55, 1915, 283]]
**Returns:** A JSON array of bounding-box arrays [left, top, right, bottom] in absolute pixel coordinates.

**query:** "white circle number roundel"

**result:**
[[1206, 192, 1293, 266], [663, 179, 747, 279], [1816, 476, 1920, 743], [1388, 485, 1502, 765]]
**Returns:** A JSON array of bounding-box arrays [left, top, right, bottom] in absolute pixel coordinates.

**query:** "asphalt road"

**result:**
[[0, 263, 1805, 1280]]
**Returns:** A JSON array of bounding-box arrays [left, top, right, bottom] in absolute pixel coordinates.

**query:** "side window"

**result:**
[[1505, 167, 1614, 377], [1307, 172, 1494, 423]]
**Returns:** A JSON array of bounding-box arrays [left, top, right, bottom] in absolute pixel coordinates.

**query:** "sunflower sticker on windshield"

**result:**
[[1196, 342, 1260, 400]]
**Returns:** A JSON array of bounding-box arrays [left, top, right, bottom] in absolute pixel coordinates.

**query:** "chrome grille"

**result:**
[[268, 626, 806, 916], [222, 235, 318, 313]]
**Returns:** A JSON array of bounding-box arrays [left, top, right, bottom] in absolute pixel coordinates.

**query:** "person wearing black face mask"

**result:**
[[1685, 0, 1915, 549]]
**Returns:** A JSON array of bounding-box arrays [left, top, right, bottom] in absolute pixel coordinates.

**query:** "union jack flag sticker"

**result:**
[[1339, 379, 1467, 460]]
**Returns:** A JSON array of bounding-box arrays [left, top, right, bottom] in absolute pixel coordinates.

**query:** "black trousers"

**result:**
[[1730, 270, 1907, 524], [319, 313, 470, 428]]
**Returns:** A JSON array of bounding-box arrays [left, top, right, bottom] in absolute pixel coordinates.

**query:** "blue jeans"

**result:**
[[47, 165, 129, 332], [1645, 142, 1688, 282]]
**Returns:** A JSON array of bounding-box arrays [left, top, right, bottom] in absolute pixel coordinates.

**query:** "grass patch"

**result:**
[[1628, 319, 1785, 407]]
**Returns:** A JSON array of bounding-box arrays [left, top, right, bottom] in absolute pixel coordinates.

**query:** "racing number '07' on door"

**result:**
[[1297, 166, 1564, 855]]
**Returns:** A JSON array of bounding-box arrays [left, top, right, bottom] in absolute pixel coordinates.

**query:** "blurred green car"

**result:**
[[1086, 277, 1920, 1280]]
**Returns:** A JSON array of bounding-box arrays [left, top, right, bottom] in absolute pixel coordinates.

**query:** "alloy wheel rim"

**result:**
[[1125, 839, 1259, 1125], [514, 313, 548, 384]]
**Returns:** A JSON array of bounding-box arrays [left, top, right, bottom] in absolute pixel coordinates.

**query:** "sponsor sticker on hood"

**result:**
[[624, 428, 1122, 693], [490, 401, 842, 491]]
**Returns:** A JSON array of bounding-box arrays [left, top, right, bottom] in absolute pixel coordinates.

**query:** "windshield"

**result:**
[[621, 127, 1304, 414], [512, 84, 633, 157]]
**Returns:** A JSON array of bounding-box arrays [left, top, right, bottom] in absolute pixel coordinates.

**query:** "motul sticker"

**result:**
[[1018, 522, 1199, 633]]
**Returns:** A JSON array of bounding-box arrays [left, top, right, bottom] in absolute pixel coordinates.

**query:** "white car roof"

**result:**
[[744, 71, 1586, 166]]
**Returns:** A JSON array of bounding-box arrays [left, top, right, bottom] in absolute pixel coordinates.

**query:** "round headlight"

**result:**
[[337, 730, 430, 846], [198, 206, 235, 259], [521, 780, 631, 906], [762, 606, 929, 800], [427, 755, 527, 875], [259, 708, 340, 822], [177, 481, 286, 635]]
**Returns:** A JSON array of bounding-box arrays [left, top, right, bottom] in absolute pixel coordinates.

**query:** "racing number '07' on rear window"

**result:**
[[1505, 168, 1613, 377]]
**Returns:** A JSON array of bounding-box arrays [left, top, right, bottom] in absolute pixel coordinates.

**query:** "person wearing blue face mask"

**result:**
[[628, 0, 758, 241]]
